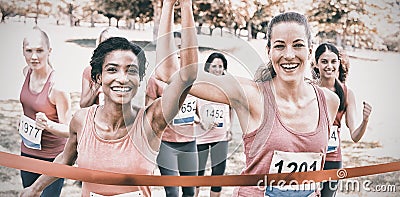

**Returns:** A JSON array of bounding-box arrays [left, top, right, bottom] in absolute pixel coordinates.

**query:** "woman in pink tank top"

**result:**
[[313, 43, 372, 197], [195, 52, 233, 197], [19, 27, 71, 197], [156, 12, 340, 196], [20, 1, 198, 197]]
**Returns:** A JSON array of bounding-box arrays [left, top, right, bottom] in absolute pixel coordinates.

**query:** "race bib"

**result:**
[[18, 115, 43, 150], [90, 191, 143, 197], [173, 97, 197, 125], [327, 126, 339, 153], [266, 151, 323, 197], [200, 104, 226, 128]]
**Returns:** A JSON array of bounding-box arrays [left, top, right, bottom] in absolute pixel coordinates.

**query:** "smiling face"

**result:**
[[317, 50, 340, 80], [208, 58, 225, 76], [267, 22, 311, 82], [100, 50, 140, 105], [23, 31, 51, 70]]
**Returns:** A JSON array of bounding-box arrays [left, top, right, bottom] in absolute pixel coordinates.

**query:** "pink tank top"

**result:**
[[233, 81, 330, 197], [19, 69, 66, 158], [196, 98, 230, 144], [326, 84, 347, 161], [76, 105, 157, 197], [146, 76, 195, 142]]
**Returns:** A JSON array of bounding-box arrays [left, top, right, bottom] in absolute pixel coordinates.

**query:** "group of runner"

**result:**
[[16, 0, 372, 197]]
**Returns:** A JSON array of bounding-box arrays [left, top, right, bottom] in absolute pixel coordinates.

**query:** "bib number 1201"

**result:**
[[274, 160, 317, 173]]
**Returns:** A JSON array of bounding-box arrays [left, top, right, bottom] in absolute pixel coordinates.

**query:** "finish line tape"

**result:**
[[0, 151, 399, 186]]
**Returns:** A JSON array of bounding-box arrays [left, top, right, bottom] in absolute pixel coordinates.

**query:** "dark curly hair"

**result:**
[[90, 37, 146, 83], [204, 52, 227, 74]]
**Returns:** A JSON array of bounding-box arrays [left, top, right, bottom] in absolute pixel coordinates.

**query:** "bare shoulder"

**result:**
[[22, 66, 29, 76], [233, 76, 261, 101], [321, 87, 339, 104], [346, 87, 355, 97], [70, 108, 89, 134], [320, 87, 340, 117], [49, 85, 70, 105]]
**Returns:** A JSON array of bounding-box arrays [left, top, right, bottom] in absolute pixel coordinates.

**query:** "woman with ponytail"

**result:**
[[314, 43, 372, 197]]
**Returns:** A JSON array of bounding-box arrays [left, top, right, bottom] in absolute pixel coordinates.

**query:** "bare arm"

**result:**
[[145, 0, 198, 142], [80, 66, 101, 108], [36, 88, 71, 138], [20, 110, 82, 197], [154, 0, 179, 82], [145, 76, 160, 106], [345, 89, 372, 142], [22, 66, 29, 76], [152, 1, 263, 134], [322, 88, 340, 127]]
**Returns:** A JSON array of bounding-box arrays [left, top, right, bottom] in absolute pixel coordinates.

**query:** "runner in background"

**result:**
[[20, 0, 198, 196], [156, 11, 340, 196], [19, 27, 71, 197], [313, 43, 372, 197], [195, 52, 233, 197], [146, 75, 198, 197], [146, 2, 198, 196], [80, 27, 121, 108]]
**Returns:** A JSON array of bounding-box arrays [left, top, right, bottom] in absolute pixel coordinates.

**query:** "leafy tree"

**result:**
[[192, 0, 234, 35], [307, 0, 379, 49], [0, 0, 17, 23], [126, 0, 153, 28], [97, 0, 127, 27], [31, 0, 53, 24]]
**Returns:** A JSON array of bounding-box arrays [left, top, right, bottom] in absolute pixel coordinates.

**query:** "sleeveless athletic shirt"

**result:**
[[146, 76, 195, 142], [76, 105, 157, 197], [326, 84, 348, 162], [20, 69, 66, 158], [233, 81, 330, 197]]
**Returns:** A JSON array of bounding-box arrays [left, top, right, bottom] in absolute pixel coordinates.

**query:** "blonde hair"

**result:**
[[96, 27, 121, 46], [23, 26, 52, 68]]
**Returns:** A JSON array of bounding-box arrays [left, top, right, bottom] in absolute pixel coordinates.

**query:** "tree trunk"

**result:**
[[35, 0, 40, 25], [69, 14, 74, 26], [247, 21, 252, 41], [197, 23, 203, 34], [90, 11, 95, 27], [152, 0, 162, 43]]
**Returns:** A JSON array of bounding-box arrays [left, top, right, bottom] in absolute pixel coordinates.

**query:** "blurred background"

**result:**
[[0, 0, 399, 51]]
